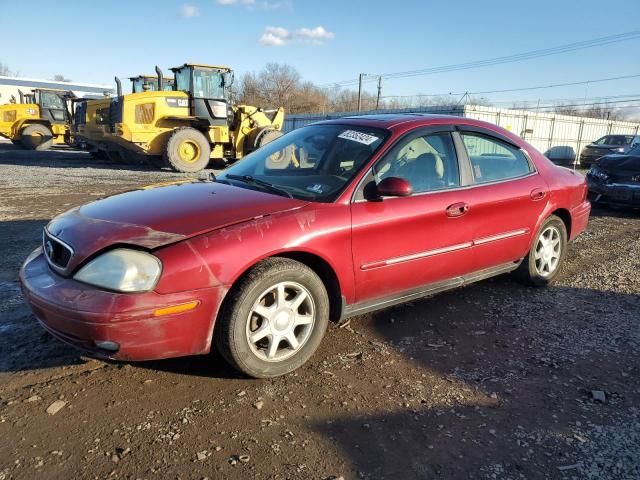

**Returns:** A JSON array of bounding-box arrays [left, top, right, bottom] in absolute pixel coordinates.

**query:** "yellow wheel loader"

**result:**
[[0, 89, 74, 150], [74, 68, 174, 160], [102, 63, 285, 172]]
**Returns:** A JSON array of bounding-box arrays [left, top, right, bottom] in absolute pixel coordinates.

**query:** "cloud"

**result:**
[[258, 25, 335, 47], [296, 26, 334, 44], [179, 4, 200, 17], [259, 26, 291, 46], [217, 0, 291, 10]]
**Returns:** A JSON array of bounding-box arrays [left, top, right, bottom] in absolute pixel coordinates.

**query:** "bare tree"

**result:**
[[52, 74, 72, 82], [0, 62, 12, 76]]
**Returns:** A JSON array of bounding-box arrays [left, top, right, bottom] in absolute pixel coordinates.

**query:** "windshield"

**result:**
[[131, 78, 157, 93], [192, 69, 226, 99], [39, 92, 65, 109], [219, 124, 389, 202], [594, 135, 634, 146]]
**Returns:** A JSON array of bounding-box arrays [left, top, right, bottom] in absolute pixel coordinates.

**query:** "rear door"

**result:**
[[456, 128, 548, 270], [350, 127, 477, 303]]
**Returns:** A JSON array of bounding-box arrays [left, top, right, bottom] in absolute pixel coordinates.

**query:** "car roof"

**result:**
[[311, 113, 496, 130]]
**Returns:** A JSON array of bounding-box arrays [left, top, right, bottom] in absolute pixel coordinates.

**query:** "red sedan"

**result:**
[[20, 115, 591, 378]]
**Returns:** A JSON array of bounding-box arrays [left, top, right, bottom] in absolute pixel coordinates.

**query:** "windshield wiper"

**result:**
[[225, 174, 293, 199]]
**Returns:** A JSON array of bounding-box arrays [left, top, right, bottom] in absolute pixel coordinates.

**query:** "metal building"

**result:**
[[283, 104, 640, 165], [0, 76, 113, 103]]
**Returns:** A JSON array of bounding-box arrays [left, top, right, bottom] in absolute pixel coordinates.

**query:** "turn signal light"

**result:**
[[153, 301, 200, 317]]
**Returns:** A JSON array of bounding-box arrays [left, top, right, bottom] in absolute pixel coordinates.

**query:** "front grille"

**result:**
[[610, 173, 640, 184], [43, 230, 73, 269]]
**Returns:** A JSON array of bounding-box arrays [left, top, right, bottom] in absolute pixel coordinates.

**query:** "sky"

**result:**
[[1, 0, 639, 113]]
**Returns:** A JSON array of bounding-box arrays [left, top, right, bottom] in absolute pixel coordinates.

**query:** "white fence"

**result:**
[[283, 104, 640, 163]]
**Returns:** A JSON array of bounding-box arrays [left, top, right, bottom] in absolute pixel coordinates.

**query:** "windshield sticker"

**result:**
[[305, 184, 326, 194], [338, 130, 379, 145]]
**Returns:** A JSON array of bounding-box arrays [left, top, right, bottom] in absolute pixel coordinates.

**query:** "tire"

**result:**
[[164, 127, 211, 173], [20, 124, 53, 151], [10, 139, 23, 147], [89, 150, 107, 160], [516, 215, 568, 287], [214, 257, 329, 378], [254, 129, 295, 170], [255, 128, 283, 149]]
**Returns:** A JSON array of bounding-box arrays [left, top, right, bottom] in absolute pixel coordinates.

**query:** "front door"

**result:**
[[350, 128, 476, 303]]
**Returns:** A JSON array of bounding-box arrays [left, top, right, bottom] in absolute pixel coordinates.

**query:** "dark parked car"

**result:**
[[20, 115, 591, 378], [587, 144, 640, 207], [579, 134, 640, 167]]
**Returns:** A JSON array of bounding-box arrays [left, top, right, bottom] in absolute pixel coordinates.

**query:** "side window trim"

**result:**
[[451, 131, 474, 187]]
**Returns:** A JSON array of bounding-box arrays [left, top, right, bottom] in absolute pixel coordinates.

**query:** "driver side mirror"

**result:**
[[376, 176, 413, 198]]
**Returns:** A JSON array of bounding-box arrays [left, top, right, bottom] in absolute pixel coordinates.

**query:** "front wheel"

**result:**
[[164, 127, 211, 173], [516, 215, 567, 287], [214, 258, 329, 378], [20, 124, 53, 150]]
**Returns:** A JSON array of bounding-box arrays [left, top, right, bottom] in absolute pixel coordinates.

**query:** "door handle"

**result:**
[[446, 202, 469, 218], [530, 188, 546, 201]]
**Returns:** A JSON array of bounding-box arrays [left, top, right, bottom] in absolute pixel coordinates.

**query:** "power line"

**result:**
[[379, 73, 640, 99], [489, 92, 640, 107], [320, 30, 640, 88]]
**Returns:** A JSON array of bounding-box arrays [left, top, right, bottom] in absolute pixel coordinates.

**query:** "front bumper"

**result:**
[[20, 249, 222, 361], [588, 181, 640, 207]]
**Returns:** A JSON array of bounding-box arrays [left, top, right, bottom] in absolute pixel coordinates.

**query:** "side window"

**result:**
[[461, 133, 532, 184], [374, 132, 460, 193]]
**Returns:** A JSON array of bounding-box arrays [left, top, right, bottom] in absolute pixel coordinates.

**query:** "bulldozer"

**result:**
[[0, 88, 74, 150], [74, 69, 174, 159], [99, 63, 285, 172]]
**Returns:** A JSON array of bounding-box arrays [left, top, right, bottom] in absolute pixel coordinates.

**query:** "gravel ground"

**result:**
[[0, 140, 638, 479]]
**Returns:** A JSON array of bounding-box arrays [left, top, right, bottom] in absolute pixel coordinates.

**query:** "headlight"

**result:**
[[587, 167, 610, 183], [613, 147, 626, 153], [74, 249, 162, 292]]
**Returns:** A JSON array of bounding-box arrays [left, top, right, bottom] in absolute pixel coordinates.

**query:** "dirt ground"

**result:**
[[0, 140, 638, 480]]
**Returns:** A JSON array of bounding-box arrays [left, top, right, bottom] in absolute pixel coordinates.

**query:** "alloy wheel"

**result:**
[[245, 281, 315, 362], [534, 226, 561, 277]]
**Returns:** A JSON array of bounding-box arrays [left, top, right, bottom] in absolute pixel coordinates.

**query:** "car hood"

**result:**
[[586, 144, 627, 151], [597, 154, 640, 174], [46, 181, 308, 273]]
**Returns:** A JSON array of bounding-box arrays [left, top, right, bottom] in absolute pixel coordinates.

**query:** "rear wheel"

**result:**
[[20, 124, 53, 151], [516, 215, 567, 287], [214, 258, 329, 378], [164, 127, 211, 173]]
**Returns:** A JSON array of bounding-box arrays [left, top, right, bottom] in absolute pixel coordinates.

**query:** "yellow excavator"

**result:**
[[74, 68, 174, 159], [0, 89, 74, 150], [97, 63, 285, 172]]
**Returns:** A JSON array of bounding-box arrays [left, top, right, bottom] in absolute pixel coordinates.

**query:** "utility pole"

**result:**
[[375, 76, 382, 110], [357, 73, 365, 112]]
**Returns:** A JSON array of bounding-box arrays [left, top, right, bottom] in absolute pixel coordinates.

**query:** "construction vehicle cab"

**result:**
[[0, 88, 74, 150], [130, 75, 175, 93], [105, 62, 285, 172]]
